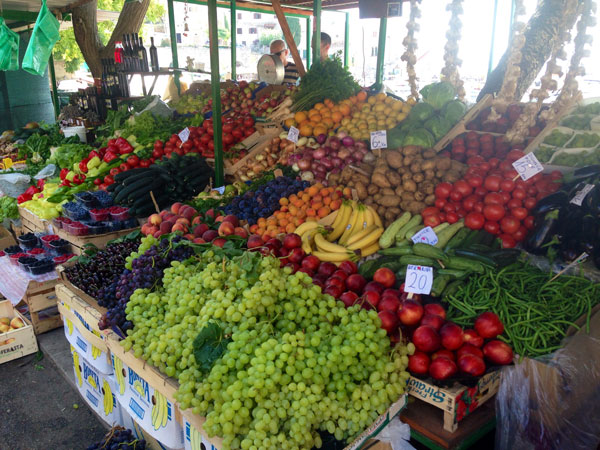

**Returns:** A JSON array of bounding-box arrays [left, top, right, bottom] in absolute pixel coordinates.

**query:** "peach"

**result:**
[[172, 223, 188, 234], [153, 230, 163, 238], [202, 229, 219, 242], [213, 238, 227, 247], [215, 215, 225, 223], [146, 225, 158, 236], [234, 227, 248, 238], [223, 215, 239, 227], [149, 213, 162, 226], [205, 208, 217, 219], [192, 215, 203, 226], [247, 235, 264, 249], [171, 202, 183, 214], [159, 222, 173, 234], [159, 210, 169, 218], [184, 233, 195, 241], [192, 237, 206, 244], [10, 317, 24, 329], [194, 223, 209, 237], [181, 207, 198, 221], [218, 221, 235, 236], [176, 217, 190, 227]]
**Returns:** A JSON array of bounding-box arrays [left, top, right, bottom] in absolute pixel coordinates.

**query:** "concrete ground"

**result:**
[[0, 328, 107, 450]]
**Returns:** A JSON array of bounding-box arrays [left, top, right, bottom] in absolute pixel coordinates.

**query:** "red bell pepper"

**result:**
[[17, 194, 30, 203], [60, 168, 69, 180], [61, 180, 72, 187], [107, 144, 120, 155], [37, 179, 45, 190], [108, 139, 117, 147], [103, 151, 119, 163], [73, 174, 86, 185], [115, 137, 134, 155], [104, 175, 114, 185], [139, 159, 151, 168], [79, 157, 90, 173], [24, 186, 40, 197], [88, 150, 100, 159]]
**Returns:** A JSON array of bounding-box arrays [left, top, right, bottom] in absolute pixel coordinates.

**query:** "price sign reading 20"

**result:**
[[404, 265, 433, 295]]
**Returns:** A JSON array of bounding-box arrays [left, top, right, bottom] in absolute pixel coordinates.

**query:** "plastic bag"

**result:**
[[136, 96, 173, 118], [34, 164, 57, 180], [21, 0, 60, 76], [0, 18, 20, 71], [378, 417, 415, 450], [0, 173, 31, 197], [495, 332, 600, 450]]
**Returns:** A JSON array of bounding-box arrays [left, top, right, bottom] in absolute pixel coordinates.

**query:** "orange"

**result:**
[[299, 124, 313, 137], [324, 99, 334, 108], [314, 102, 325, 111], [294, 111, 307, 123], [331, 111, 343, 123], [320, 108, 331, 117], [312, 125, 327, 137], [284, 118, 297, 128], [307, 185, 319, 196], [322, 118, 335, 129], [356, 91, 367, 102], [308, 109, 320, 118], [339, 104, 351, 116]]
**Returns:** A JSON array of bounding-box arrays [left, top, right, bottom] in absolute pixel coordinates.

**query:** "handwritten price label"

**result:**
[[411, 226, 438, 245], [405, 265, 433, 295], [512, 153, 543, 181], [570, 184, 595, 206], [178, 127, 190, 144], [287, 126, 300, 143], [370, 130, 387, 150]]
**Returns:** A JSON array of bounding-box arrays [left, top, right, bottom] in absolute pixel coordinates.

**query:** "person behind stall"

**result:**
[[311, 32, 331, 61], [269, 40, 299, 85]]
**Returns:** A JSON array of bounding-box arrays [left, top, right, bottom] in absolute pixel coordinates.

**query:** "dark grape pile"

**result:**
[[99, 238, 193, 332], [223, 176, 309, 224], [65, 239, 141, 301], [86, 427, 145, 450]]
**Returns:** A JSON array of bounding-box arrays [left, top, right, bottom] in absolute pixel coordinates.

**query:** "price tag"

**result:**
[[404, 265, 433, 295], [212, 186, 226, 195], [411, 226, 438, 245], [370, 130, 387, 150], [178, 127, 190, 144], [512, 153, 543, 181], [287, 126, 299, 143], [570, 184, 595, 206]]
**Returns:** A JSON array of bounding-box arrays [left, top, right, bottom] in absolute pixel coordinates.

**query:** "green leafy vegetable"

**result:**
[[0, 196, 18, 222], [425, 115, 453, 141], [403, 128, 435, 148], [443, 100, 467, 123], [410, 103, 436, 122], [420, 82, 456, 110], [193, 322, 231, 373], [48, 143, 92, 169]]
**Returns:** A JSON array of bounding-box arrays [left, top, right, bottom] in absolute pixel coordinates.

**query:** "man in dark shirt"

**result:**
[[269, 40, 299, 85]]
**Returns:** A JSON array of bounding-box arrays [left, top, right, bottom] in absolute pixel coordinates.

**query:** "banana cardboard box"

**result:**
[[111, 353, 184, 449], [60, 302, 113, 375], [71, 347, 121, 427], [121, 408, 184, 450], [183, 415, 218, 450]]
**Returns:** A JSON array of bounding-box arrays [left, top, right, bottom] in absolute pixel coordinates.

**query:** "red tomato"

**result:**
[[465, 212, 485, 230], [484, 175, 502, 192], [484, 192, 503, 205], [513, 226, 528, 242], [435, 199, 447, 210], [550, 170, 563, 181], [466, 175, 483, 188], [507, 198, 522, 209], [139, 159, 151, 168], [473, 202, 484, 214], [243, 116, 255, 128], [499, 192, 511, 204], [484, 221, 500, 235], [456, 208, 467, 218], [443, 202, 458, 213], [450, 190, 463, 202], [422, 207, 441, 217], [502, 169, 518, 180], [524, 215, 535, 230], [454, 180, 473, 197], [500, 179, 515, 192], [446, 212, 459, 224], [435, 183, 453, 199], [223, 133, 235, 145], [478, 162, 491, 173], [499, 234, 516, 248], [467, 156, 485, 167], [488, 158, 500, 168], [474, 186, 488, 197], [507, 150, 525, 162], [512, 188, 526, 200], [527, 186, 538, 197], [109, 167, 120, 176], [424, 215, 442, 228], [500, 216, 520, 234], [438, 213, 446, 223], [523, 197, 537, 210], [511, 207, 528, 220], [515, 180, 528, 190], [462, 195, 479, 212], [483, 204, 506, 222]]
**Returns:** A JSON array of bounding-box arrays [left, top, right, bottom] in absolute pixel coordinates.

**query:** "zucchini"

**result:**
[[459, 229, 481, 249], [434, 220, 465, 249], [395, 239, 411, 247], [399, 255, 438, 267], [412, 243, 448, 261], [442, 280, 464, 300], [467, 243, 494, 253], [433, 222, 450, 234], [437, 268, 470, 280], [123, 172, 159, 186], [115, 178, 161, 203], [395, 266, 407, 281], [379, 212, 412, 249], [379, 261, 406, 272], [378, 246, 414, 256], [444, 256, 485, 273], [452, 249, 497, 268], [488, 249, 522, 267], [444, 227, 471, 252], [358, 256, 398, 279], [114, 168, 152, 183], [431, 275, 452, 297], [404, 225, 422, 241], [395, 215, 422, 242]]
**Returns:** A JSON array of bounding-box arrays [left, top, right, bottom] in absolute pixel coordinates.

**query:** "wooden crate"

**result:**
[[22, 278, 61, 335], [0, 225, 16, 249], [0, 300, 39, 365], [406, 370, 501, 433], [55, 283, 106, 338], [224, 126, 283, 177], [55, 226, 140, 256], [433, 94, 494, 152], [56, 261, 109, 312], [18, 206, 50, 233]]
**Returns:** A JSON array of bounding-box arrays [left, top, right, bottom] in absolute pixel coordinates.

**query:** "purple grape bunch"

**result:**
[[87, 427, 146, 450]]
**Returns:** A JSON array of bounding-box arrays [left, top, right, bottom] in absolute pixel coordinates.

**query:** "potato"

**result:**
[[402, 172, 413, 181], [421, 160, 436, 171], [379, 195, 401, 207], [403, 180, 417, 192], [450, 160, 466, 171], [328, 174, 341, 185], [400, 201, 410, 211], [382, 188, 396, 196], [358, 162, 374, 173], [358, 175, 371, 185], [443, 171, 461, 183], [385, 150, 404, 169], [385, 210, 398, 222], [424, 169, 436, 180], [355, 182, 368, 200], [395, 186, 405, 197], [422, 149, 437, 159], [413, 173, 425, 183], [389, 206, 401, 216], [403, 145, 420, 156], [435, 157, 452, 171], [372, 173, 391, 188], [421, 181, 435, 195], [367, 184, 379, 195], [347, 180, 355, 187], [407, 201, 426, 214], [377, 205, 387, 217], [364, 198, 374, 206], [410, 162, 422, 173], [401, 191, 415, 201], [435, 170, 447, 178], [374, 193, 383, 202], [403, 155, 415, 167], [425, 194, 436, 205], [398, 167, 407, 175], [414, 191, 425, 201], [387, 171, 402, 186]]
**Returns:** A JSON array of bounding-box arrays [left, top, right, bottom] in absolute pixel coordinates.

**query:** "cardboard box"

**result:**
[[0, 225, 16, 249], [55, 283, 106, 339], [0, 300, 38, 364], [70, 348, 121, 427], [122, 408, 184, 450], [59, 302, 112, 375], [110, 351, 184, 449]]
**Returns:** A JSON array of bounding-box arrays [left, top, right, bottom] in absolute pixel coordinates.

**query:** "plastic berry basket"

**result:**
[[122, 218, 139, 229], [9, 253, 27, 266], [27, 248, 46, 258], [48, 239, 71, 255], [85, 222, 109, 235], [29, 259, 55, 275], [18, 256, 37, 272], [17, 233, 39, 249], [91, 190, 113, 208], [62, 202, 90, 221], [89, 208, 110, 222], [41, 234, 60, 246], [4, 245, 22, 255], [109, 206, 130, 221], [105, 220, 123, 232], [74, 192, 98, 208], [66, 222, 89, 236]]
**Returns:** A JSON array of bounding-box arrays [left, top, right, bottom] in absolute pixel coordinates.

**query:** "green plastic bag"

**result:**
[[21, 0, 60, 76], [0, 18, 20, 71]]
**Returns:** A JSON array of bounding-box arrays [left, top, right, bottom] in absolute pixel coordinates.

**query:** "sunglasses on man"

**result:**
[[273, 49, 287, 56]]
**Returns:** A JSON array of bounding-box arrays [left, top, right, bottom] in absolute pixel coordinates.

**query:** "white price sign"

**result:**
[[411, 226, 438, 245], [370, 130, 388, 150], [212, 186, 226, 194], [178, 127, 190, 144], [512, 153, 543, 181], [404, 265, 433, 295], [287, 126, 300, 143], [570, 184, 595, 206]]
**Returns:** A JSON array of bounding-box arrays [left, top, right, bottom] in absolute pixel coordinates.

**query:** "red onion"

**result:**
[[341, 136, 355, 147], [311, 161, 319, 171], [316, 134, 327, 145], [298, 158, 311, 171], [332, 157, 343, 166], [313, 148, 326, 159], [320, 146, 332, 155], [329, 137, 341, 151], [337, 131, 348, 140], [331, 167, 341, 174], [355, 140, 368, 151], [315, 165, 327, 176], [322, 157, 334, 170]]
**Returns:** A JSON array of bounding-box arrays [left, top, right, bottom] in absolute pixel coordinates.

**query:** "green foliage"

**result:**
[[0, 197, 19, 222], [288, 17, 301, 45], [53, 0, 165, 73], [419, 82, 456, 110], [47, 143, 92, 169], [193, 322, 231, 373], [259, 32, 283, 49]]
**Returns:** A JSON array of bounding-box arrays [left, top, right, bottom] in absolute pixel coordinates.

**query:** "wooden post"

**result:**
[[271, 0, 306, 77]]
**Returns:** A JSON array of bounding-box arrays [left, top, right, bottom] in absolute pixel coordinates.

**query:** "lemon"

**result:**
[[393, 101, 404, 111], [402, 104, 411, 113], [368, 96, 377, 105]]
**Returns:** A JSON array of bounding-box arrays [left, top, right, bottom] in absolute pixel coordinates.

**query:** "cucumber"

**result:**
[[442, 280, 464, 300], [395, 266, 407, 281], [395, 239, 411, 248], [434, 220, 465, 249], [412, 243, 448, 261], [379, 261, 406, 272], [358, 257, 398, 279], [431, 275, 451, 297], [467, 243, 494, 253], [444, 256, 485, 273], [379, 212, 412, 249], [395, 215, 422, 242], [453, 249, 498, 267], [123, 172, 159, 186], [115, 178, 160, 203], [114, 168, 153, 183], [378, 246, 414, 256], [459, 229, 481, 249], [444, 227, 471, 252], [437, 268, 470, 280], [488, 249, 522, 267], [404, 225, 422, 241], [399, 255, 438, 267]]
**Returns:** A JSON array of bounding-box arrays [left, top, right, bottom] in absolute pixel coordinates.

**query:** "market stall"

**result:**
[[1, 0, 600, 449]]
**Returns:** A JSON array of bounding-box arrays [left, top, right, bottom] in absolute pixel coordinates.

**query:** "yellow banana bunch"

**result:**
[[102, 379, 114, 415], [152, 391, 169, 430]]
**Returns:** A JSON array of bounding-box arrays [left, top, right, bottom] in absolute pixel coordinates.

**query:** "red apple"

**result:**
[[412, 325, 441, 353], [373, 268, 395, 288], [429, 357, 457, 380], [475, 312, 504, 339], [378, 310, 398, 334], [283, 233, 302, 249], [325, 276, 345, 291], [324, 284, 343, 299], [363, 281, 384, 295], [266, 238, 282, 250], [420, 313, 445, 331], [345, 274, 366, 293], [297, 267, 314, 277], [288, 248, 305, 264], [247, 234, 264, 249], [424, 303, 446, 319], [439, 322, 464, 351], [318, 262, 337, 277], [382, 289, 401, 300], [194, 223, 209, 237], [457, 354, 486, 377], [398, 300, 424, 326], [457, 343, 484, 360], [285, 262, 300, 273], [159, 221, 173, 234], [431, 349, 455, 361], [362, 290, 380, 309], [377, 296, 400, 314], [483, 340, 513, 365], [340, 291, 359, 307], [218, 221, 235, 236], [301, 255, 320, 272], [331, 270, 348, 281]]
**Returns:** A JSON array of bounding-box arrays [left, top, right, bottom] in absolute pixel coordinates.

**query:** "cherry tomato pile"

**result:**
[[444, 132, 520, 162], [422, 150, 563, 248]]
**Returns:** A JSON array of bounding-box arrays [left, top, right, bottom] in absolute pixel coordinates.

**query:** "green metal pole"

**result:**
[[313, 0, 321, 63], [306, 16, 311, 69], [167, 0, 181, 92], [230, 0, 237, 80], [375, 17, 387, 88], [344, 12, 350, 68], [48, 53, 60, 119], [208, 0, 224, 186], [488, 0, 499, 74]]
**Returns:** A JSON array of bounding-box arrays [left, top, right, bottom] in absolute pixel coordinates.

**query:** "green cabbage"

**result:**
[[410, 103, 436, 122], [420, 82, 456, 110], [425, 116, 453, 141], [403, 128, 436, 148], [443, 100, 467, 124]]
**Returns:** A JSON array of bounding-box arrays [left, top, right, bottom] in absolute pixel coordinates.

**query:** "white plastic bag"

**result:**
[[0, 173, 31, 197], [378, 417, 415, 450]]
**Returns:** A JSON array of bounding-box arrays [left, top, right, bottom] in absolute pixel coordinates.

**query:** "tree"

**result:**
[[478, 0, 580, 101], [288, 17, 301, 46], [53, 0, 164, 77]]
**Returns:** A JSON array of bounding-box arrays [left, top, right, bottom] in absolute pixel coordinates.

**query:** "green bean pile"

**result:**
[[446, 261, 600, 358]]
